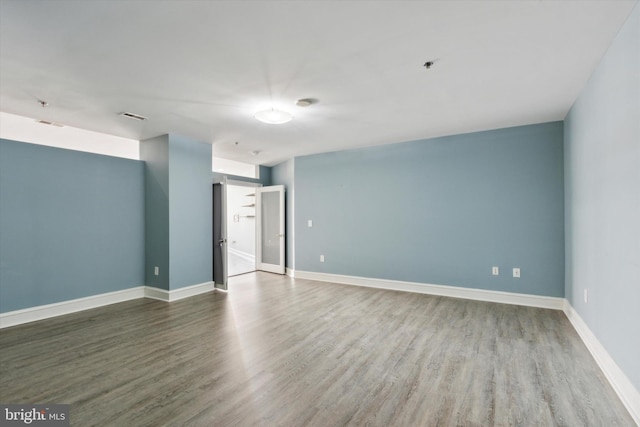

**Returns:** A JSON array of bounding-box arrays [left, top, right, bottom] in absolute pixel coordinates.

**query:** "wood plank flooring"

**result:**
[[0, 272, 635, 426]]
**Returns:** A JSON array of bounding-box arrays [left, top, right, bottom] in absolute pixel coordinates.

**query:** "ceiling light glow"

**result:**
[[254, 108, 293, 124]]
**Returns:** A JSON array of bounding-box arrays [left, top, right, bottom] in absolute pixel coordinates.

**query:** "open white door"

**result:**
[[256, 185, 285, 274]]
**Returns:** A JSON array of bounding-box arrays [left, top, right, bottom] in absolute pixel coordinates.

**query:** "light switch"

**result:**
[[308, 220, 313, 227]]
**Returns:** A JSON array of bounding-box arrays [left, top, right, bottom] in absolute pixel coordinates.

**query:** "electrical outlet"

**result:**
[[320, 255, 325, 262], [512, 268, 520, 278], [154, 266, 159, 276], [308, 220, 313, 227], [492, 266, 499, 276]]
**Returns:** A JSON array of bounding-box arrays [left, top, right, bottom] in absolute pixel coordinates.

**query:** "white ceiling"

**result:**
[[0, 0, 636, 166]]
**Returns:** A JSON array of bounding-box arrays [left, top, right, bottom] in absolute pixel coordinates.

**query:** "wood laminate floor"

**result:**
[[0, 272, 635, 426]]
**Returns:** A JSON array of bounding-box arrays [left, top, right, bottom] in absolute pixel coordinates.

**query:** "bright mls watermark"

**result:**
[[0, 405, 69, 426]]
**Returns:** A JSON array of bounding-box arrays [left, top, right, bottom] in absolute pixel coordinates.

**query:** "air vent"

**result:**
[[35, 120, 64, 127], [119, 112, 147, 121]]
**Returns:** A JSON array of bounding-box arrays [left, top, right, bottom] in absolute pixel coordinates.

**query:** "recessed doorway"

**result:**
[[226, 184, 256, 277], [213, 180, 285, 290]]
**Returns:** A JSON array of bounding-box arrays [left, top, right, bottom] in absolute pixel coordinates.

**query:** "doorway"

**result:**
[[213, 181, 285, 290], [226, 184, 256, 277]]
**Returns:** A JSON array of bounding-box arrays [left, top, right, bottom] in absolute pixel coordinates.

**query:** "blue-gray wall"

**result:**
[[564, 3, 639, 390], [295, 122, 565, 297], [272, 158, 295, 269], [140, 135, 213, 291], [168, 135, 213, 290], [140, 135, 170, 289], [0, 139, 144, 313]]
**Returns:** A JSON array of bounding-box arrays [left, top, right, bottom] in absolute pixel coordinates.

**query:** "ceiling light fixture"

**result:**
[[254, 108, 293, 125]]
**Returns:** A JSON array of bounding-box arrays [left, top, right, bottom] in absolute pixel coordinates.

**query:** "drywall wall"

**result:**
[[0, 139, 144, 313], [140, 134, 213, 290], [564, 3, 639, 390], [168, 135, 213, 289], [295, 122, 565, 297], [140, 135, 170, 289]]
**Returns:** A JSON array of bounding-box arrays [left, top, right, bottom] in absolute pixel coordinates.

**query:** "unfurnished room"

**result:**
[[0, 1, 638, 426]]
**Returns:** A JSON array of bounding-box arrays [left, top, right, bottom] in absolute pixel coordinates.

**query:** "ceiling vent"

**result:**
[[119, 112, 148, 121], [35, 119, 64, 127]]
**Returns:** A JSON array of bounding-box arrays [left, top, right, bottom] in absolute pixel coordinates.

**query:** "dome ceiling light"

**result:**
[[254, 108, 293, 125]]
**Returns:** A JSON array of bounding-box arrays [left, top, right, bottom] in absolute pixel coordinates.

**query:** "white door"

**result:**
[[256, 185, 285, 274]]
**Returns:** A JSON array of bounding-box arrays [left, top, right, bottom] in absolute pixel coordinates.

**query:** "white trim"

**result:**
[[225, 179, 262, 188], [145, 281, 215, 302], [563, 301, 640, 425], [294, 270, 564, 310], [292, 270, 638, 424], [286, 268, 295, 277], [143, 286, 170, 302], [0, 282, 216, 328], [0, 287, 145, 329]]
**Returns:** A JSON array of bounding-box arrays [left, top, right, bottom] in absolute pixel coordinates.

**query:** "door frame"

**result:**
[[212, 180, 228, 290], [256, 185, 286, 274], [226, 180, 261, 277]]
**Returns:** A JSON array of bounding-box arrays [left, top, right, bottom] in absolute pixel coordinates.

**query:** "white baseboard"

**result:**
[[563, 301, 640, 425], [0, 281, 216, 328], [145, 281, 215, 302], [294, 270, 564, 310], [285, 268, 295, 277], [0, 286, 145, 329], [293, 270, 638, 423]]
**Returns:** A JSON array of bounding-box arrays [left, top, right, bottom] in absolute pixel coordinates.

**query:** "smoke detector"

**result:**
[[295, 98, 316, 107]]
